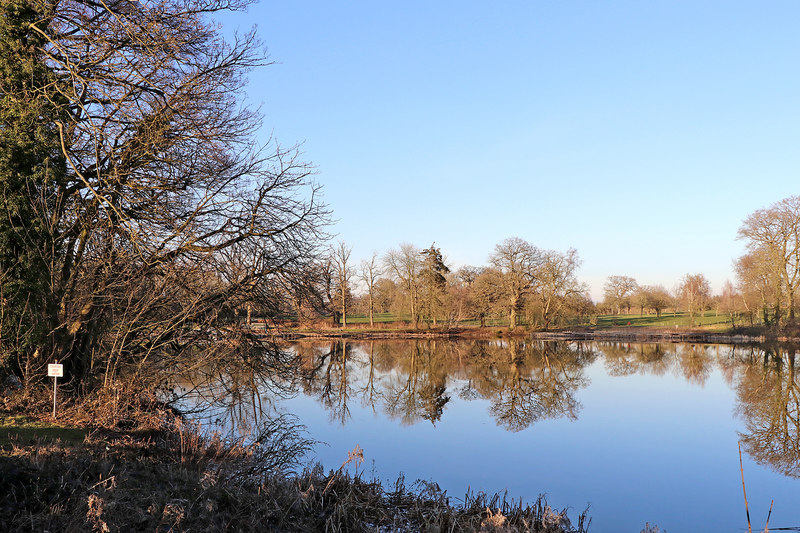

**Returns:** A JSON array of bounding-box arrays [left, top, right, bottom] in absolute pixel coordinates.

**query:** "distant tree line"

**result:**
[[599, 274, 711, 325], [294, 238, 590, 330], [594, 194, 800, 330], [292, 191, 800, 332]]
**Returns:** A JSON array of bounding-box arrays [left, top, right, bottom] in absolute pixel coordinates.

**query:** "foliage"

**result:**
[[0, 0, 66, 371], [419, 242, 450, 326]]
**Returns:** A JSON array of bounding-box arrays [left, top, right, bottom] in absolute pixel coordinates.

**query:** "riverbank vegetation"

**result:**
[[1, 385, 590, 533]]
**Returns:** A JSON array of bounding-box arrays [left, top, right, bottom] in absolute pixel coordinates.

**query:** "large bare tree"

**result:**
[[738, 195, 800, 324], [678, 273, 711, 326], [0, 0, 328, 390], [489, 237, 543, 330], [735, 248, 782, 326], [535, 248, 584, 330]]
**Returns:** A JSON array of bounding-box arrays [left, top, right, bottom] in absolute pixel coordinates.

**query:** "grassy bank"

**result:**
[[1, 387, 590, 533], [328, 311, 738, 331], [275, 311, 800, 345]]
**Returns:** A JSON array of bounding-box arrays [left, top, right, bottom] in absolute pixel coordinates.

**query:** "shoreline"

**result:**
[[271, 326, 798, 345], [1, 397, 589, 533]]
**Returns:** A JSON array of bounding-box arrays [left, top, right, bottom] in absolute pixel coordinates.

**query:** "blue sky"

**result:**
[[220, 1, 799, 300]]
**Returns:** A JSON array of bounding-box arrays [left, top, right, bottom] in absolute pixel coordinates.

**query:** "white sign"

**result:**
[[48, 364, 64, 378]]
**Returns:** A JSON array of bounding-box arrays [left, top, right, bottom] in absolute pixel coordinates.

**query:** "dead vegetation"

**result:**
[[1, 388, 589, 533]]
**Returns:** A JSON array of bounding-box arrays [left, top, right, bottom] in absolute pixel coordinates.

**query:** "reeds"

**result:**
[[1, 428, 590, 532], [739, 441, 784, 533]]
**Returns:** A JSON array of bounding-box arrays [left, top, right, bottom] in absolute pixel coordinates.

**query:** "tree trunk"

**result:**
[[340, 285, 347, 326]]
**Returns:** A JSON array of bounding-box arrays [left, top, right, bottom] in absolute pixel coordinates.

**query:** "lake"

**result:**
[[188, 339, 800, 532]]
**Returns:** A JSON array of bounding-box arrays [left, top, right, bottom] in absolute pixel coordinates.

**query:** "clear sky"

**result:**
[[220, 1, 799, 301]]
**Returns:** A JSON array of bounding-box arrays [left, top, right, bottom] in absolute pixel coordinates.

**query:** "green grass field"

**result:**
[[593, 311, 734, 330], [325, 311, 736, 331]]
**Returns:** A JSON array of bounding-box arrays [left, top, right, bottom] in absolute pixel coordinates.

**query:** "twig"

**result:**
[[764, 499, 773, 533], [323, 444, 364, 494], [739, 442, 752, 533]]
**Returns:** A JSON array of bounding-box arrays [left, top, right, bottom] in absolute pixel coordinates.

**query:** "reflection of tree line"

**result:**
[[600, 342, 715, 385], [171, 344, 301, 436], [295, 340, 595, 432], [295, 340, 800, 478]]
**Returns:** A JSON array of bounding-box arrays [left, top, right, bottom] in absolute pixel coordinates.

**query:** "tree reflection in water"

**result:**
[[180, 339, 800, 481], [295, 339, 595, 431], [733, 345, 800, 478], [478, 341, 592, 432], [294, 339, 800, 479]]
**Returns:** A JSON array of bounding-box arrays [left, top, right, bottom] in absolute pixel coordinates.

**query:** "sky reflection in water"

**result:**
[[278, 340, 800, 532]]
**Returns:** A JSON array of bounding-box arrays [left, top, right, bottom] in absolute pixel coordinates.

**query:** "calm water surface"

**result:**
[[194, 339, 800, 532]]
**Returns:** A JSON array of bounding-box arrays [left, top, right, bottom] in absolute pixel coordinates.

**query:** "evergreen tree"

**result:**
[[419, 243, 449, 326], [0, 0, 65, 372]]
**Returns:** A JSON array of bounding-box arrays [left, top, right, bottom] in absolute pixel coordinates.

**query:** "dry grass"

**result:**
[[1, 441, 590, 532], [1, 385, 590, 532]]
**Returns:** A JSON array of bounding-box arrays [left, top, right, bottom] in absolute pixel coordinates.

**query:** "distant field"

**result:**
[[341, 313, 510, 327], [339, 312, 406, 324], [594, 311, 734, 330], [319, 311, 736, 331]]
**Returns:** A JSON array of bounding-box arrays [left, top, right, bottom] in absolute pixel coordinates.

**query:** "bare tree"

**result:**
[[330, 241, 354, 326], [603, 275, 639, 315], [489, 237, 543, 330], [535, 248, 585, 330], [735, 248, 781, 326], [0, 0, 329, 390], [638, 284, 672, 317], [738, 195, 800, 324], [678, 273, 711, 326], [359, 253, 382, 327], [471, 268, 504, 327], [384, 243, 422, 328], [719, 280, 742, 327]]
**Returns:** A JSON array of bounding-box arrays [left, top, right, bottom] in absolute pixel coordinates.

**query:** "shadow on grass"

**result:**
[[1, 415, 88, 448]]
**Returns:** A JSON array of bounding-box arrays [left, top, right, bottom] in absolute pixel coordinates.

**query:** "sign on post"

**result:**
[[48, 363, 64, 417], [48, 364, 64, 378]]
